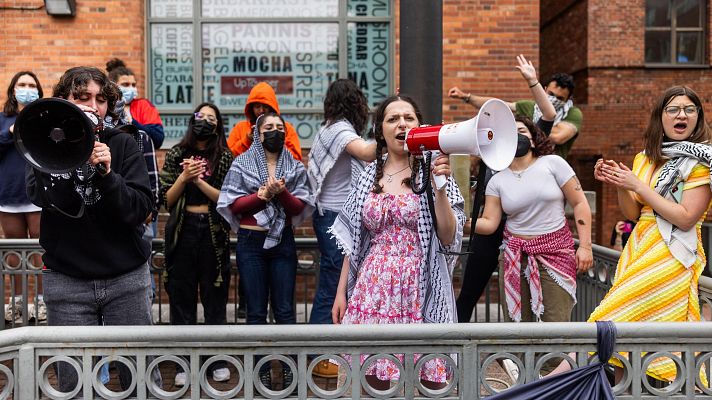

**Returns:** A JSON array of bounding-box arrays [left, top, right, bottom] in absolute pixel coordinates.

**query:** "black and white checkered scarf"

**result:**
[[654, 141, 712, 267], [307, 120, 366, 212], [217, 127, 313, 249], [329, 156, 467, 323]]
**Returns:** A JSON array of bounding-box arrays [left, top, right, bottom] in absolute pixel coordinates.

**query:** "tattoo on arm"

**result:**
[[574, 176, 582, 191], [577, 219, 585, 226]]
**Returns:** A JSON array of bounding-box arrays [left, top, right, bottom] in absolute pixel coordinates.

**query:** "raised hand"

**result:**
[[515, 54, 538, 85]]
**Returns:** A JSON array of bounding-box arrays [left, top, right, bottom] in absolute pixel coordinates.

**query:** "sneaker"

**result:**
[[312, 360, 338, 378], [4, 296, 22, 323], [502, 359, 520, 384], [174, 372, 187, 387], [212, 367, 230, 382], [237, 306, 246, 319], [258, 368, 271, 390]]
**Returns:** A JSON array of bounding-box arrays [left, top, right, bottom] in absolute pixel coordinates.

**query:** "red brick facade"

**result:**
[[2, 0, 710, 246], [0, 1, 147, 103], [541, 0, 712, 243]]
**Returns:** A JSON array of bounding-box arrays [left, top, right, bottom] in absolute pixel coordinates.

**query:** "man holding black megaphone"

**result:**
[[17, 66, 154, 392]]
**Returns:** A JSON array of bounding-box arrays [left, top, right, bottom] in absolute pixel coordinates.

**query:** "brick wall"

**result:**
[[0, 0, 146, 106], [442, 0, 540, 123], [542, 0, 712, 244]]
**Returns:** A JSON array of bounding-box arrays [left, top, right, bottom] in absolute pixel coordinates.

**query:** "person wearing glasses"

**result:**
[[552, 86, 712, 383], [159, 103, 234, 385], [449, 70, 581, 159]]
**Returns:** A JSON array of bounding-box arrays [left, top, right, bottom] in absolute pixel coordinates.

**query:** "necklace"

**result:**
[[385, 164, 410, 183], [511, 159, 535, 179]]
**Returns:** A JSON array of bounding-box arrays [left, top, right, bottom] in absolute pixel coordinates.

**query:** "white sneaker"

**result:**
[[502, 359, 520, 383], [174, 372, 187, 387], [212, 367, 230, 382]]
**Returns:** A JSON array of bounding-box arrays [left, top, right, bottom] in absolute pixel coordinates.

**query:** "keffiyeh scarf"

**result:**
[[217, 128, 313, 249], [502, 225, 577, 322], [307, 120, 366, 212], [329, 157, 467, 323], [533, 95, 573, 126], [654, 141, 712, 267]]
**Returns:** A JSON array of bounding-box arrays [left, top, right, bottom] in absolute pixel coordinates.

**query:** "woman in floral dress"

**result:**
[[330, 95, 466, 390]]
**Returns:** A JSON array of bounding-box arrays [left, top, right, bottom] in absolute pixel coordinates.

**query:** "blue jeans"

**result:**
[[236, 228, 297, 325], [43, 263, 153, 392], [309, 209, 344, 324]]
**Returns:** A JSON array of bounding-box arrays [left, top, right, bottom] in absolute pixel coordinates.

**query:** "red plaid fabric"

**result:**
[[503, 225, 577, 322]]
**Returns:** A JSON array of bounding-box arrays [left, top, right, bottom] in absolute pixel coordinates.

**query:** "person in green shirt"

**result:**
[[450, 70, 582, 159]]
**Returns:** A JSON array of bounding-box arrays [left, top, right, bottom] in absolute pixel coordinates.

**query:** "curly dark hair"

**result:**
[[52, 66, 122, 121], [644, 85, 711, 165], [371, 95, 423, 193], [323, 79, 369, 134], [515, 116, 554, 157], [105, 58, 134, 83], [544, 72, 575, 99], [3, 71, 43, 116], [177, 102, 228, 170]]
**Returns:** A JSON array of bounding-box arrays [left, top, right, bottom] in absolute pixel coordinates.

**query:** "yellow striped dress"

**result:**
[[588, 152, 711, 382]]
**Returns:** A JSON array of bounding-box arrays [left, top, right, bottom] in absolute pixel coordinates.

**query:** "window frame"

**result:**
[[644, 0, 708, 67], [145, 0, 395, 121]]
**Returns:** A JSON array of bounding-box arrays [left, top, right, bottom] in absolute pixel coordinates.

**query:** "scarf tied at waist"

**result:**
[[503, 224, 577, 322]]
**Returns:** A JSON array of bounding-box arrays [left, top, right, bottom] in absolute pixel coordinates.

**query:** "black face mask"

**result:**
[[262, 130, 285, 153], [192, 119, 216, 139], [515, 133, 533, 157]]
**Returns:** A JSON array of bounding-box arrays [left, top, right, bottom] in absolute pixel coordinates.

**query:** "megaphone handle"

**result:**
[[94, 134, 108, 175], [431, 151, 447, 190], [433, 173, 447, 190]]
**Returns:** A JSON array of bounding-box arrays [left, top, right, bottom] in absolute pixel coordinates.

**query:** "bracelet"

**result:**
[[463, 93, 471, 104], [528, 81, 539, 88], [578, 245, 592, 250]]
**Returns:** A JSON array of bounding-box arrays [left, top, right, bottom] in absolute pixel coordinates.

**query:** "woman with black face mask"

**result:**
[[473, 115, 593, 375], [159, 102, 234, 385], [217, 112, 312, 390]]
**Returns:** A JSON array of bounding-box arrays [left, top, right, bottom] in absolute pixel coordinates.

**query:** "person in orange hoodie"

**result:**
[[227, 82, 302, 160]]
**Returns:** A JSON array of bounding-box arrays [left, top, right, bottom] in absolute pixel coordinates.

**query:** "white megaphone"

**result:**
[[405, 99, 517, 189], [404, 98, 517, 188]]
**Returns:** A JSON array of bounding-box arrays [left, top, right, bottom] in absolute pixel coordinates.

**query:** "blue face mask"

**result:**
[[15, 88, 39, 106], [120, 87, 138, 104]]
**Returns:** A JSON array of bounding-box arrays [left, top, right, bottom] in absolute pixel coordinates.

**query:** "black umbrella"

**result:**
[[488, 321, 616, 400]]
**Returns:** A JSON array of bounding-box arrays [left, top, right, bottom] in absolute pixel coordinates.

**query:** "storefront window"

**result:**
[[148, 0, 393, 148]]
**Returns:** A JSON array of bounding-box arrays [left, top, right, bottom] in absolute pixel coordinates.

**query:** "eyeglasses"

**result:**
[[664, 105, 699, 117], [194, 112, 218, 124]]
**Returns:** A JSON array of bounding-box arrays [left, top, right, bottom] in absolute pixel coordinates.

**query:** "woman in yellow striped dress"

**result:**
[[592, 86, 712, 382]]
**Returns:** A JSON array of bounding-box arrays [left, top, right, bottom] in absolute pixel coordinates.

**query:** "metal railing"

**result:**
[[2, 239, 712, 398], [0, 323, 711, 399], [2, 238, 711, 326]]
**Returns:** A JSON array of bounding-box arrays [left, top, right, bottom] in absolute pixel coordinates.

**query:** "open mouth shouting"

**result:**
[[395, 131, 406, 141], [673, 121, 688, 135]]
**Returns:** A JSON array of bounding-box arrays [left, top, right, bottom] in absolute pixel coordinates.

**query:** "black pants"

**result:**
[[167, 212, 229, 372], [456, 219, 505, 323]]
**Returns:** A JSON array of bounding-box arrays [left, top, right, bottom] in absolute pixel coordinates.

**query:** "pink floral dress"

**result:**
[[341, 192, 446, 383]]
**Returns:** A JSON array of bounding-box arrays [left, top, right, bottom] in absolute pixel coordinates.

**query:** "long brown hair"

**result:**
[[371, 95, 423, 193], [3, 71, 43, 116], [644, 86, 710, 165]]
